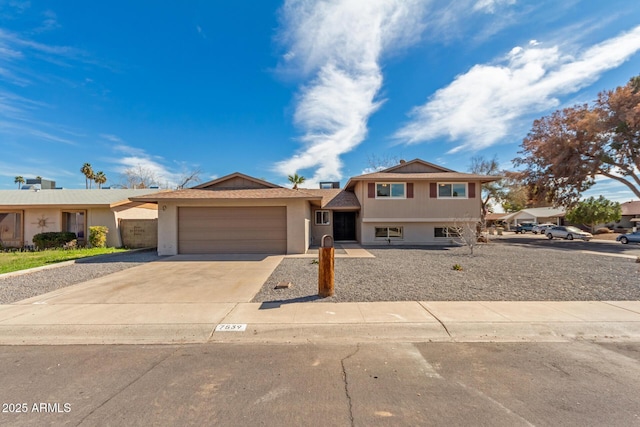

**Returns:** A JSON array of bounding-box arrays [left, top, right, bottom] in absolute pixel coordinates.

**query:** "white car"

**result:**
[[532, 223, 556, 234], [546, 226, 593, 241]]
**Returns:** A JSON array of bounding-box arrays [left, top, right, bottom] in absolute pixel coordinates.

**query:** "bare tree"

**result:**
[[450, 216, 486, 255], [366, 154, 401, 171], [176, 168, 202, 189], [119, 165, 159, 189]]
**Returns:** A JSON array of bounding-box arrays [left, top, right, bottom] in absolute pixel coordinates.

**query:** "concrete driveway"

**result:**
[[0, 255, 284, 344], [18, 254, 283, 305]]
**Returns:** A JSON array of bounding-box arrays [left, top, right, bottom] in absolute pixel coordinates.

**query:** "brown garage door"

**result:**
[[178, 207, 287, 254]]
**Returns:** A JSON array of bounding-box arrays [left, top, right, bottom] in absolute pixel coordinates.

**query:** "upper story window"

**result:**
[[376, 183, 405, 199], [315, 210, 330, 225], [438, 183, 467, 199]]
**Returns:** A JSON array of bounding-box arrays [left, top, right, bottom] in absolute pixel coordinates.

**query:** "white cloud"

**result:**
[[100, 134, 124, 143], [395, 25, 640, 153], [274, 0, 427, 183], [107, 139, 197, 188], [473, 0, 516, 13]]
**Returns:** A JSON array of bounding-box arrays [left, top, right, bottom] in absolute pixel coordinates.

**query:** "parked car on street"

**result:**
[[532, 223, 556, 234], [616, 231, 640, 244], [515, 223, 536, 234], [546, 226, 593, 241]]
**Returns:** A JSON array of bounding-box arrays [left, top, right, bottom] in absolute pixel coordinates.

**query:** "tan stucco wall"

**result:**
[[361, 221, 469, 245], [356, 181, 481, 220], [17, 206, 157, 248], [23, 208, 60, 247], [310, 207, 333, 245], [156, 199, 311, 255], [88, 208, 117, 247], [112, 205, 158, 247]]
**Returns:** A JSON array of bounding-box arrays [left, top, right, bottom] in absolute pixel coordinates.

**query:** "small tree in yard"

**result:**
[[450, 218, 484, 255], [89, 226, 109, 248], [565, 196, 621, 233]]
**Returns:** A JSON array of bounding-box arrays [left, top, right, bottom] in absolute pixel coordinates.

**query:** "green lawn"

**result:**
[[0, 248, 128, 274]]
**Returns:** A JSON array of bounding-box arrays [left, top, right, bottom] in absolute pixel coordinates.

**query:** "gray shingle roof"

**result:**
[[0, 189, 164, 207]]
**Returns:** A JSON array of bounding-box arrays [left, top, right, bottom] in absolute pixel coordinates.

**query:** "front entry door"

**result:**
[[333, 212, 356, 241]]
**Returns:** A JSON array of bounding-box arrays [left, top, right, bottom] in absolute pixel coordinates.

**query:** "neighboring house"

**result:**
[[0, 189, 162, 248], [485, 212, 510, 227], [132, 159, 498, 255], [618, 200, 640, 230], [502, 207, 565, 228]]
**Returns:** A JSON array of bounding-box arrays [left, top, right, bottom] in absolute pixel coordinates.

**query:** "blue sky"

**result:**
[[1, 0, 639, 203]]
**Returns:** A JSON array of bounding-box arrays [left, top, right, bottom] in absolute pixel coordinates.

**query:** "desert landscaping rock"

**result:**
[[1, 241, 637, 305], [253, 242, 640, 303], [0, 250, 161, 304]]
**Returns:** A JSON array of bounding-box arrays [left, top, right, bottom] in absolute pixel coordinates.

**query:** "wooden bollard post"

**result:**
[[318, 235, 334, 297]]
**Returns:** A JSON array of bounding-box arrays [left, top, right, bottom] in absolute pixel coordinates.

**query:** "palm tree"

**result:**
[[14, 176, 24, 189], [80, 163, 93, 189], [287, 173, 306, 190], [94, 171, 107, 189]]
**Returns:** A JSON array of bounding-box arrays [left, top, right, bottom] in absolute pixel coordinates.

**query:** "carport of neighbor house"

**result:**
[[18, 254, 285, 305]]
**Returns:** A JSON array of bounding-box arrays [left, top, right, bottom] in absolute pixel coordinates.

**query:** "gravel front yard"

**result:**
[[0, 249, 161, 304], [252, 242, 640, 302]]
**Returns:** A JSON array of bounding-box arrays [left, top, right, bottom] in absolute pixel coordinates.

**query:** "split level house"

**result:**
[[0, 189, 162, 248], [131, 159, 498, 255]]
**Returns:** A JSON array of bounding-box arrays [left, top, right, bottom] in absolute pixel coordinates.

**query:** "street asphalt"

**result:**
[[1, 341, 639, 426]]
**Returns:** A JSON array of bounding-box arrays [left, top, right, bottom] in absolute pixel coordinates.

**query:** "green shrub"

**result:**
[[32, 232, 77, 250], [89, 226, 109, 248]]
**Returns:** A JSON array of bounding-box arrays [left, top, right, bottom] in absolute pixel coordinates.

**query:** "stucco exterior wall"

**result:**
[[310, 207, 333, 246], [87, 208, 117, 247], [361, 221, 468, 245], [356, 181, 481, 221], [15, 206, 156, 248], [156, 199, 311, 255], [23, 208, 60, 247], [112, 205, 158, 247]]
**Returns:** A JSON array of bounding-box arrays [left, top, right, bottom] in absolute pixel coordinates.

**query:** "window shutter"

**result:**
[[368, 183, 375, 198], [468, 183, 476, 198], [430, 183, 437, 198], [407, 183, 414, 198]]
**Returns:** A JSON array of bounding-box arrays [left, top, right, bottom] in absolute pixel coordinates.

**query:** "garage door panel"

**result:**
[[178, 207, 287, 254], [180, 239, 286, 254]]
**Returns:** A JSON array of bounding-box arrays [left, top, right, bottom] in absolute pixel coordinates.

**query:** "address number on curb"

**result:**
[[215, 324, 247, 332]]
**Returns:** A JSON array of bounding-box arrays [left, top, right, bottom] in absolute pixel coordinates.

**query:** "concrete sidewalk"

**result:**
[[1, 300, 639, 345]]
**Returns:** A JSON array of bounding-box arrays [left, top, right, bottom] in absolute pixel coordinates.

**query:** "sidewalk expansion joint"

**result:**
[[209, 303, 240, 340]]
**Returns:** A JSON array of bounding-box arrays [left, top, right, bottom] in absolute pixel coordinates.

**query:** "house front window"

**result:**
[[434, 227, 460, 238], [63, 211, 86, 241], [375, 226, 403, 239], [0, 212, 22, 246], [376, 183, 405, 199], [438, 183, 467, 198], [315, 210, 330, 225]]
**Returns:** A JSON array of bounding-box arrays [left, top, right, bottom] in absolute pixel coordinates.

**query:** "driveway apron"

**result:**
[[16, 254, 284, 305]]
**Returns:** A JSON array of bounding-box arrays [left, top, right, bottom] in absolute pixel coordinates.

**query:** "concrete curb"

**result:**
[[1, 321, 639, 345]]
